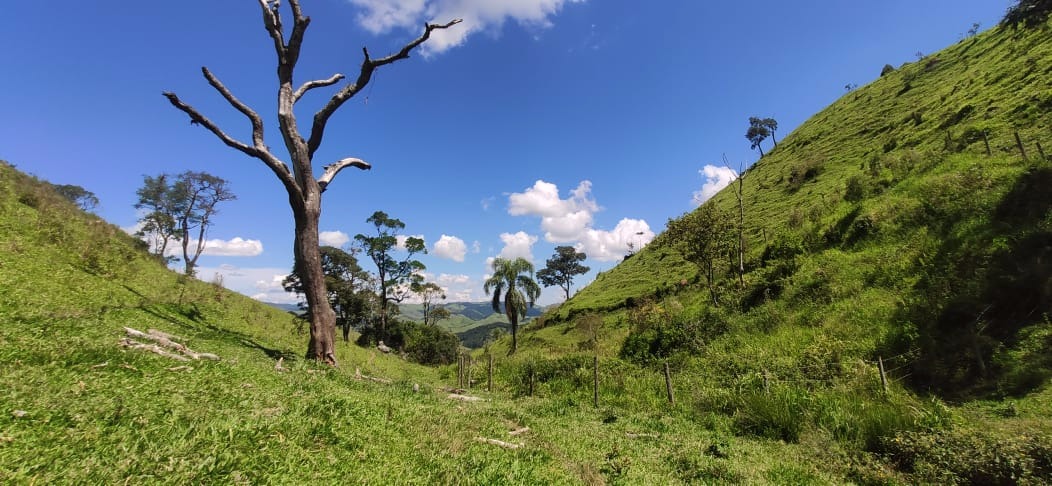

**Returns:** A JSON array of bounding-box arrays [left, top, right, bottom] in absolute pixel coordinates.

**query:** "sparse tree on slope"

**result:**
[[484, 257, 541, 354], [537, 246, 590, 301], [746, 117, 771, 157], [760, 117, 779, 147], [411, 280, 446, 326], [666, 203, 734, 307], [162, 0, 459, 364], [134, 171, 235, 275], [52, 184, 99, 212], [355, 211, 426, 338]]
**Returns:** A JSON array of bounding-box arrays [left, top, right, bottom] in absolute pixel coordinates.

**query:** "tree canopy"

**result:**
[[484, 257, 541, 354], [537, 246, 590, 301], [355, 211, 426, 338]]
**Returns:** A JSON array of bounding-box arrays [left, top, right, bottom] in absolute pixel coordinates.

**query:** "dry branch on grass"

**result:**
[[120, 327, 220, 361], [475, 437, 522, 449], [508, 427, 531, 436], [353, 367, 392, 384], [447, 394, 486, 402]]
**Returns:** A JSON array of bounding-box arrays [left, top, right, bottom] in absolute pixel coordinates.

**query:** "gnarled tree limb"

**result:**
[[307, 19, 462, 159], [162, 92, 260, 159], [294, 74, 345, 103], [202, 67, 267, 150], [317, 157, 371, 192]]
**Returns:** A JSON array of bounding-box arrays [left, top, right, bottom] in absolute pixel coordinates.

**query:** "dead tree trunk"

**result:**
[[161, 0, 459, 365]]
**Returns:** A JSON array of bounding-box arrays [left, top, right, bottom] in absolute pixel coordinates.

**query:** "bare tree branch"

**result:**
[[163, 92, 261, 159], [307, 19, 462, 158], [202, 67, 266, 149], [317, 157, 371, 193], [293, 74, 345, 103], [257, 0, 286, 60]]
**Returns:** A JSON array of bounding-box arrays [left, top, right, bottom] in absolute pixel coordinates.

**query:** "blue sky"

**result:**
[[1, 0, 1008, 305]]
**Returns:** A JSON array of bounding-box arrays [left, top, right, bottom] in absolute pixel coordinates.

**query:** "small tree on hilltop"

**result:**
[[484, 257, 541, 354], [52, 184, 99, 212], [746, 117, 771, 157], [537, 246, 590, 301], [163, 0, 459, 365], [760, 117, 779, 147], [411, 280, 446, 326]]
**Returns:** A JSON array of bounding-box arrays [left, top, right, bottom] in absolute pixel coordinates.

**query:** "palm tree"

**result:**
[[484, 257, 541, 354]]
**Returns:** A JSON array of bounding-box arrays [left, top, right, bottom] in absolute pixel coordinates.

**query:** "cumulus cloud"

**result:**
[[471, 240, 481, 254], [201, 237, 264, 257], [497, 231, 538, 261], [438, 273, 471, 285], [347, 0, 585, 55], [575, 218, 655, 262], [506, 179, 654, 261], [319, 230, 350, 247], [692, 165, 739, 206], [432, 234, 468, 262], [509, 180, 599, 242]]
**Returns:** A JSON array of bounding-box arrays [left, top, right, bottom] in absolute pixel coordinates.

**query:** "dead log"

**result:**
[[508, 427, 531, 436], [122, 327, 220, 361], [448, 394, 486, 402]]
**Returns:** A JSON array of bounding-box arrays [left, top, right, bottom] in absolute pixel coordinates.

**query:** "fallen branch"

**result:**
[[275, 357, 288, 371], [122, 327, 220, 361], [147, 328, 187, 343], [508, 426, 531, 436], [353, 367, 392, 384], [90, 362, 109, 370], [166, 365, 193, 372], [119, 338, 191, 362], [475, 437, 522, 449], [448, 394, 485, 402]]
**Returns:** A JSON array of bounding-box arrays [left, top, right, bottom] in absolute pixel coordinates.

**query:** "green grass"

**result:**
[[5, 16, 1052, 485]]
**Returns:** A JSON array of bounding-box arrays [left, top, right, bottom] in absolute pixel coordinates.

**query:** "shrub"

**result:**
[[886, 429, 1052, 484], [356, 320, 459, 366], [844, 175, 868, 202], [880, 63, 896, 76]]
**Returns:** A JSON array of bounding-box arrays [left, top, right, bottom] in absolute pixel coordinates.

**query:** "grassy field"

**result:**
[[3, 15, 1052, 485]]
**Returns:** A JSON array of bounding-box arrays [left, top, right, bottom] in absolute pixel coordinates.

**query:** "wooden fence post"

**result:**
[[593, 355, 600, 408], [529, 367, 535, 397], [1015, 131, 1029, 161], [1036, 141, 1047, 162], [488, 353, 493, 393], [664, 362, 675, 406], [983, 130, 992, 157], [878, 356, 888, 395]]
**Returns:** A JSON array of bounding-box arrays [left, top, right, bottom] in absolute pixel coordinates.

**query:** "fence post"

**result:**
[[593, 355, 600, 408], [1037, 141, 1047, 162], [878, 356, 889, 395], [1015, 131, 1029, 161], [983, 130, 992, 156], [528, 366, 535, 397], [488, 352, 494, 393], [664, 361, 675, 406]]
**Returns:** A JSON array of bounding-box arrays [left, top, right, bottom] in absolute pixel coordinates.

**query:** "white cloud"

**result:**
[[471, 240, 481, 254], [575, 218, 655, 262], [692, 165, 739, 206], [497, 231, 537, 261], [319, 230, 350, 247], [509, 180, 599, 242], [201, 237, 264, 257], [432, 234, 468, 262], [348, 0, 585, 55]]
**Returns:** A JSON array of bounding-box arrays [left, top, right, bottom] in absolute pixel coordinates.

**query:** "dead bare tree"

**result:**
[[162, 0, 460, 365]]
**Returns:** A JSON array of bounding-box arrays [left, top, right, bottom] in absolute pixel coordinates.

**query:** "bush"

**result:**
[[886, 429, 1052, 484], [880, 63, 896, 76], [844, 175, 868, 202], [356, 320, 459, 366], [619, 308, 728, 364]]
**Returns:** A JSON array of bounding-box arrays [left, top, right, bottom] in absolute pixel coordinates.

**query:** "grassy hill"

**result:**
[[3, 15, 1052, 485], [398, 302, 543, 347]]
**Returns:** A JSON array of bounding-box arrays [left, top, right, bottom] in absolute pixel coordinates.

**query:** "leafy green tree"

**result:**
[[484, 257, 541, 354], [1003, 0, 1052, 28], [666, 203, 735, 306], [135, 171, 235, 276], [746, 117, 771, 157], [429, 306, 452, 326], [760, 117, 779, 146], [536, 246, 590, 301], [283, 246, 372, 342], [51, 184, 99, 211], [411, 280, 446, 326], [355, 211, 426, 337], [162, 0, 460, 364]]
